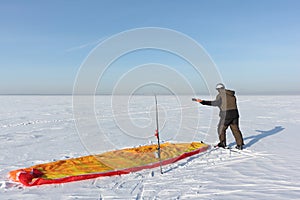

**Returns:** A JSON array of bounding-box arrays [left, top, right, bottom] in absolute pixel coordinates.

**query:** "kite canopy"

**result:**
[[9, 142, 209, 186]]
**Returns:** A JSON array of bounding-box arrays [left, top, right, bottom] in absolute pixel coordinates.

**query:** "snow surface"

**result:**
[[0, 95, 300, 200]]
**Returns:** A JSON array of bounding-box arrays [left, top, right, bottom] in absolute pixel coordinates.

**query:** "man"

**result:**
[[192, 83, 244, 150]]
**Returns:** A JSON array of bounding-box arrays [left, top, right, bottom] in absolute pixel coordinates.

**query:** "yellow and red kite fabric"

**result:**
[[9, 142, 209, 186]]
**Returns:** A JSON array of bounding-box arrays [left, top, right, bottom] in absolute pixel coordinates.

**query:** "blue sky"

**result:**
[[1, 0, 299, 95]]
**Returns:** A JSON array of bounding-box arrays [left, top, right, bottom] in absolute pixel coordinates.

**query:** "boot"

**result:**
[[235, 145, 243, 150], [216, 142, 226, 148]]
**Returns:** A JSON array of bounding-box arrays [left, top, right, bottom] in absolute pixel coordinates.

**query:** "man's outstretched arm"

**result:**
[[192, 97, 221, 106]]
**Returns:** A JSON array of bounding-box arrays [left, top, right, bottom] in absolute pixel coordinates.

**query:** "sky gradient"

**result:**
[[1, 0, 299, 95]]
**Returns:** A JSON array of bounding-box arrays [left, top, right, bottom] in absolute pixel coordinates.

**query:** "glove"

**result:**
[[192, 98, 203, 103]]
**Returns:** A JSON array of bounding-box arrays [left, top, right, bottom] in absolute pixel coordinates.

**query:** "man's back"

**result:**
[[217, 89, 238, 112]]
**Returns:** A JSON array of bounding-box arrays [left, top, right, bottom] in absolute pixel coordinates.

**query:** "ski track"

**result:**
[[1, 95, 300, 199]]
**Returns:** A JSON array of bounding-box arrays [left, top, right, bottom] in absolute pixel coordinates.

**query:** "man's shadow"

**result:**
[[229, 126, 285, 148]]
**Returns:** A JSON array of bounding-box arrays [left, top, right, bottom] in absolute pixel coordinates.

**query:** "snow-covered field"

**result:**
[[0, 95, 299, 200]]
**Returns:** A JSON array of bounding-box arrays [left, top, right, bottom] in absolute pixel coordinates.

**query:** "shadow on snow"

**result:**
[[229, 126, 285, 148], [158, 126, 284, 174]]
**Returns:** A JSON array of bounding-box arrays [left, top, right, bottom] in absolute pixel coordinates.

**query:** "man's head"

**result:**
[[216, 83, 225, 92]]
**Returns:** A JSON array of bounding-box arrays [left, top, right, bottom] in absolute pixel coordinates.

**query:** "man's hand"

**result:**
[[192, 98, 203, 103]]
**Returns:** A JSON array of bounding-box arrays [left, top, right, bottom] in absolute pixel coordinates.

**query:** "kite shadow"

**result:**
[[231, 126, 284, 148]]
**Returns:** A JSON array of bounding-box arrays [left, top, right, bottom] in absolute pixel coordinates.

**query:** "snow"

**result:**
[[0, 95, 300, 199]]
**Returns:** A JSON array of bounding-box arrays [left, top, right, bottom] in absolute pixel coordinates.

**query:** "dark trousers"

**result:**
[[218, 118, 244, 146]]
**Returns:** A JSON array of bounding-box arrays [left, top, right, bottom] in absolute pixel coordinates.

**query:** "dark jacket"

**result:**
[[201, 89, 239, 119]]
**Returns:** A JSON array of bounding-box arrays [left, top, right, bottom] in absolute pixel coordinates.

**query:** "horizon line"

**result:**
[[0, 92, 299, 96]]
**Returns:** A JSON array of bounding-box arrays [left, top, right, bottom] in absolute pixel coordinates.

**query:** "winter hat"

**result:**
[[216, 83, 225, 90]]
